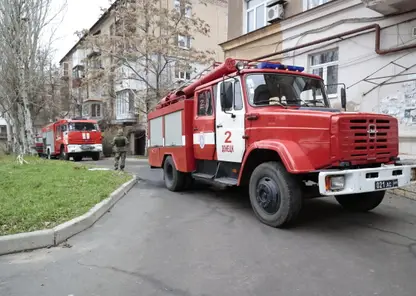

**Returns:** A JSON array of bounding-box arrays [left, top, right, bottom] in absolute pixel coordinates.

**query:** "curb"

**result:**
[[390, 187, 416, 201], [0, 175, 138, 256]]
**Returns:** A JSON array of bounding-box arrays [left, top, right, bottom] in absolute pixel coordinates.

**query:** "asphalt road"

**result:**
[[1, 158, 416, 296]]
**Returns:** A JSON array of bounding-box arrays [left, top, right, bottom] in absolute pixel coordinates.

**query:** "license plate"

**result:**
[[375, 179, 398, 190], [81, 145, 93, 150]]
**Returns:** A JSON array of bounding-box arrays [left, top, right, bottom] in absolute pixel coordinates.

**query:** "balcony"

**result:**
[[362, 0, 416, 15], [112, 112, 137, 125]]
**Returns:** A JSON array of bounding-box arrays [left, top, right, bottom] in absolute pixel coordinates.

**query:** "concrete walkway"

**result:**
[[1, 159, 416, 296]]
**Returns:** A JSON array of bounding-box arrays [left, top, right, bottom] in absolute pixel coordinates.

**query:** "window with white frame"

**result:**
[[174, 0, 192, 17], [177, 35, 191, 49], [174, 62, 191, 80], [245, 0, 267, 33], [304, 0, 331, 10], [116, 90, 135, 116], [310, 49, 339, 96]]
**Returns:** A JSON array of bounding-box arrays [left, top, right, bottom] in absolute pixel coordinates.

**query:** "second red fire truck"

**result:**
[[147, 58, 416, 228], [41, 118, 103, 161]]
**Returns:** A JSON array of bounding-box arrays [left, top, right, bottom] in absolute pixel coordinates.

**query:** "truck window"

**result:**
[[197, 90, 213, 116], [234, 80, 243, 111], [68, 122, 99, 131], [245, 73, 329, 107]]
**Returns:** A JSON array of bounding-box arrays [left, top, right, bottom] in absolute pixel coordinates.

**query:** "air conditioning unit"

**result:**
[[267, 1, 285, 23]]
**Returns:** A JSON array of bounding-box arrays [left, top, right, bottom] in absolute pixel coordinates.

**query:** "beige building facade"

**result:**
[[59, 0, 228, 156], [221, 0, 416, 156]]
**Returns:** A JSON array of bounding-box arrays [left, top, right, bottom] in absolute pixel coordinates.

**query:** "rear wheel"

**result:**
[[163, 156, 185, 192], [73, 155, 83, 162], [335, 191, 385, 212], [249, 161, 303, 228], [92, 152, 100, 161]]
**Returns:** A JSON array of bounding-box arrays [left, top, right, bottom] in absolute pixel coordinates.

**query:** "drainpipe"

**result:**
[[254, 24, 416, 61]]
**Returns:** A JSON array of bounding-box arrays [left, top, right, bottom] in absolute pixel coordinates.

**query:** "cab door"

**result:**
[[215, 77, 246, 163], [193, 87, 216, 160]]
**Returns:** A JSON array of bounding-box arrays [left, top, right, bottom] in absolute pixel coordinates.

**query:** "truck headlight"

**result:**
[[325, 175, 345, 191]]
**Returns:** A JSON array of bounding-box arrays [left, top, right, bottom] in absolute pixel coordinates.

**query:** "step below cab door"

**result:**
[[193, 87, 216, 160], [215, 77, 245, 163]]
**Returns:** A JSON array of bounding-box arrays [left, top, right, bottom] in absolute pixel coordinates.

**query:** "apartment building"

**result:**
[[221, 0, 416, 155], [59, 0, 228, 155]]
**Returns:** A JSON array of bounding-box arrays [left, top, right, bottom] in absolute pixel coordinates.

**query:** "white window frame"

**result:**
[[303, 0, 330, 11], [177, 34, 191, 49], [309, 48, 339, 99], [91, 103, 101, 118], [116, 90, 135, 117], [174, 62, 192, 80], [244, 0, 267, 34], [174, 0, 192, 18]]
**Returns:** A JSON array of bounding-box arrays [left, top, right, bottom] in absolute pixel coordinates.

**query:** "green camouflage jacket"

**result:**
[[111, 134, 129, 153]]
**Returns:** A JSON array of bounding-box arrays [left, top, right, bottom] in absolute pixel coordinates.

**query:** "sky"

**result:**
[[48, 0, 111, 65]]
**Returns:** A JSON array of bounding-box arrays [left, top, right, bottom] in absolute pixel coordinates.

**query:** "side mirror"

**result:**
[[341, 87, 347, 110], [220, 81, 233, 111]]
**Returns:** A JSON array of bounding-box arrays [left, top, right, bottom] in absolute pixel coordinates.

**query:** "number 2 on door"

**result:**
[[224, 131, 232, 143]]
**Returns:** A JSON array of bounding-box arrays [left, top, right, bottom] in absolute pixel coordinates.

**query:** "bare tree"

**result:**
[[0, 0, 66, 157], [76, 0, 216, 128]]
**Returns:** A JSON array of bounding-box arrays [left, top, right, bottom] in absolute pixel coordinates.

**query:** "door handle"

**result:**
[[193, 127, 198, 131], [216, 124, 223, 128]]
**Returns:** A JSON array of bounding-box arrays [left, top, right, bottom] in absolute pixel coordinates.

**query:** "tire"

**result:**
[[73, 155, 83, 162], [249, 161, 303, 228], [183, 174, 194, 190], [60, 146, 69, 161], [335, 190, 386, 212], [163, 156, 185, 192], [92, 152, 100, 161]]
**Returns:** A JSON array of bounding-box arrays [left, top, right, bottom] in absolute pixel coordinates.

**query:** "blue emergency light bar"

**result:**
[[256, 62, 304, 72]]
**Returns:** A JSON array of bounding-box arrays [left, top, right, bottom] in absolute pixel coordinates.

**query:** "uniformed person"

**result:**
[[111, 129, 129, 171]]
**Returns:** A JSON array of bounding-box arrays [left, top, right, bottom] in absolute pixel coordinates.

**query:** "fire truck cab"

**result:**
[[147, 58, 416, 228], [41, 118, 103, 161]]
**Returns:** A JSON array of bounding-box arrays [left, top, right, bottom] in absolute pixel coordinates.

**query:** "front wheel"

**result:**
[[91, 152, 100, 161], [249, 161, 303, 228], [163, 156, 185, 192], [335, 191, 386, 212], [73, 155, 83, 162]]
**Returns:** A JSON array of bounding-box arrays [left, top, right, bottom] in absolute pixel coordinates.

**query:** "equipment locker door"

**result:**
[[216, 77, 245, 163], [193, 88, 216, 160]]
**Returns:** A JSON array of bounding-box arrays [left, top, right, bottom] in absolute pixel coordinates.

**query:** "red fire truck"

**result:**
[[41, 118, 103, 161], [147, 58, 416, 228]]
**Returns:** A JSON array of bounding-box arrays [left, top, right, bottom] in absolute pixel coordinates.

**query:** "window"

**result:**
[[197, 90, 213, 116], [177, 35, 191, 49], [245, 73, 329, 107], [245, 0, 267, 33], [220, 78, 244, 111], [175, 63, 191, 80], [91, 103, 101, 117], [116, 90, 135, 116], [69, 122, 99, 131], [174, 0, 191, 17], [304, 0, 330, 10], [310, 49, 339, 95]]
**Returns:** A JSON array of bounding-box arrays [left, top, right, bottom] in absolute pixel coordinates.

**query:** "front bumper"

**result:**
[[67, 144, 102, 154], [318, 164, 416, 196]]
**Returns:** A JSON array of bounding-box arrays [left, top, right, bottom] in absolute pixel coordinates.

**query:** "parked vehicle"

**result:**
[[41, 118, 103, 161], [147, 58, 416, 228]]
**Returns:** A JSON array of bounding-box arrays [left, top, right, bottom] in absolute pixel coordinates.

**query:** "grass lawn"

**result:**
[[0, 155, 132, 236]]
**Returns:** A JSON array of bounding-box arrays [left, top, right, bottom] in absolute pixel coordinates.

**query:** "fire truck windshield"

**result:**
[[68, 122, 99, 132], [245, 73, 330, 108]]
